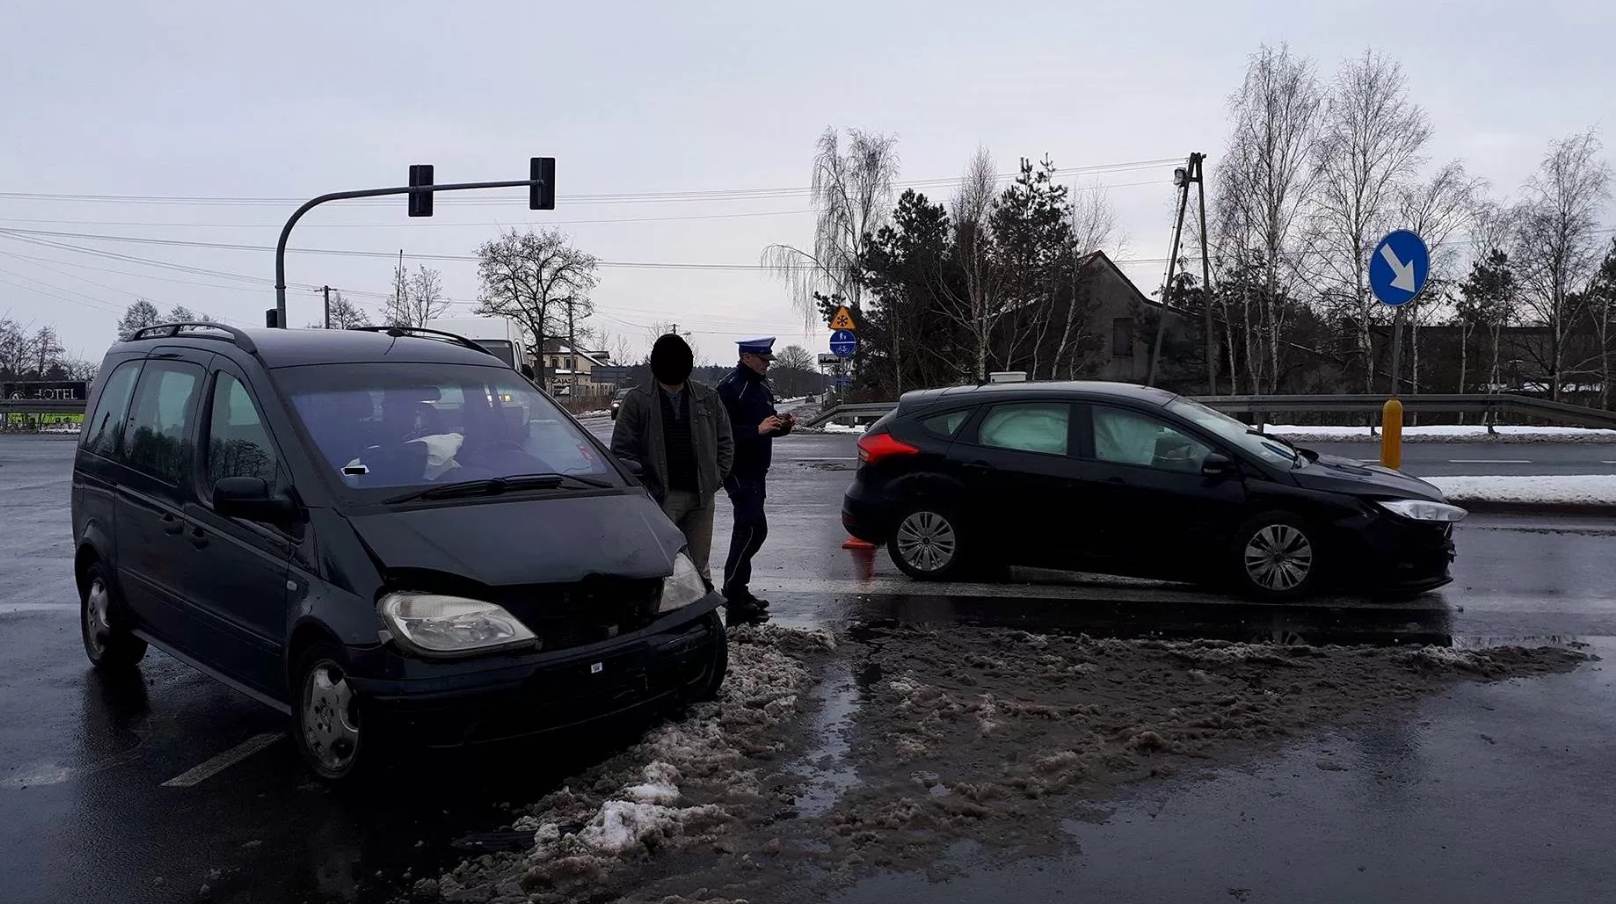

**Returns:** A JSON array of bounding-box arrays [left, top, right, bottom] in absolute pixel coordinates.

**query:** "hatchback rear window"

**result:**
[[277, 362, 619, 497], [921, 410, 971, 437]]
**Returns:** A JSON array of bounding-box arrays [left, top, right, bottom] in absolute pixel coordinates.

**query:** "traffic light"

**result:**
[[408, 164, 434, 217], [265, 308, 280, 328], [530, 157, 555, 210]]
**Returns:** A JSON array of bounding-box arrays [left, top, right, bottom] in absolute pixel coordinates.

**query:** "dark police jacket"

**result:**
[[717, 364, 792, 479]]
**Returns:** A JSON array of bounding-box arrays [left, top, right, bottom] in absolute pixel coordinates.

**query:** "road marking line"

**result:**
[[1602, 461, 1616, 465], [1448, 459, 1532, 464], [161, 733, 283, 788]]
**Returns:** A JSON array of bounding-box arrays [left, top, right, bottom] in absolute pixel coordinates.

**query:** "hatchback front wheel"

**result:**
[[1232, 514, 1319, 601]]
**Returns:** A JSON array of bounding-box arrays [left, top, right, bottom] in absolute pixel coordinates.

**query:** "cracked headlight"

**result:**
[[658, 551, 708, 613], [1374, 498, 1468, 523], [378, 592, 537, 657]]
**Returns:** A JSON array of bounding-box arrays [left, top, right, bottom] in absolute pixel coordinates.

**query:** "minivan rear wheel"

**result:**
[[1231, 513, 1319, 601], [80, 561, 147, 670], [292, 642, 370, 782], [889, 505, 965, 581]]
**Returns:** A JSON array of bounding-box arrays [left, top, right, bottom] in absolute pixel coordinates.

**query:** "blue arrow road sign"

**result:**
[[829, 329, 857, 358], [1369, 229, 1430, 307]]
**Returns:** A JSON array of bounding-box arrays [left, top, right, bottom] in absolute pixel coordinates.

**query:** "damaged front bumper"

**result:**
[[347, 593, 725, 747]]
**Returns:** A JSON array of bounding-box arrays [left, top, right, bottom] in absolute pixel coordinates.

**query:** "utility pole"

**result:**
[[322, 285, 331, 330], [1146, 155, 1194, 387], [1192, 154, 1216, 395]]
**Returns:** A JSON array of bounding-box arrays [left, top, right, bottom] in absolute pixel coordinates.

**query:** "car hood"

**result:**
[[345, 491, 685, 586], [1291, 452, 1448, 502]]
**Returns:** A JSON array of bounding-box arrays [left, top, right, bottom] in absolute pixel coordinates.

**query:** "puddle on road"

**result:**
[[787, 662, 861, 819]]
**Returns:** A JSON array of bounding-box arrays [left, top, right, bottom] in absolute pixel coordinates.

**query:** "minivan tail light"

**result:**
[[857, 432, 919, 465]]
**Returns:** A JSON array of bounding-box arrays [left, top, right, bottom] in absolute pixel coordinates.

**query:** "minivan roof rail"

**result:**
[[350, 325, 496, 359], [127, 321, 258, 354]]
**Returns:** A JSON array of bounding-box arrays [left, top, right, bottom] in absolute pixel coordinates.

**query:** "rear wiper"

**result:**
[[384, 473, 610, 504]]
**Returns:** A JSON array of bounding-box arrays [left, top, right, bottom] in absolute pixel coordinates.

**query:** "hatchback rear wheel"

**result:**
[[889, 506, 965, 580]]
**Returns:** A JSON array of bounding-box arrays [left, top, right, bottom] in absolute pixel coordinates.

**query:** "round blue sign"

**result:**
[[1369, 229, 1430, 307], [829, 329, 857, 358]]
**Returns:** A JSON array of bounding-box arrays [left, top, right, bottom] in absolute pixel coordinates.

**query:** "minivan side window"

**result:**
[[81, 361, 141, 458], [205, 372, 279, 492], [978, 403, 1069, 455], [122, 361, 203, 484], [1091, 406, 1211, 474]]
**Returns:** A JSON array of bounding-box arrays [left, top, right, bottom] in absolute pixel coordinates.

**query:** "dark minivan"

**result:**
[[842, 382, 1464, 599], [72, 323, 726, 781]]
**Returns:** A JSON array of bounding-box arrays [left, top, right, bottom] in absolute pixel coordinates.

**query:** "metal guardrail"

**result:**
[[805, 392, 1616, 430]]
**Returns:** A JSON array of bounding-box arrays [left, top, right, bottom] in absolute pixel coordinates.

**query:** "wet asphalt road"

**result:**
[[2, 430, 1615, 903]]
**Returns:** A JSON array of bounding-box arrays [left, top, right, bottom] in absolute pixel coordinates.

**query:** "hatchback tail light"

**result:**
[[857, 432, 919, 465]]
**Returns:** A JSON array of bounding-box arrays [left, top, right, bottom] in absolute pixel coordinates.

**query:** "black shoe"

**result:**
[[724, 601, 769, 626]]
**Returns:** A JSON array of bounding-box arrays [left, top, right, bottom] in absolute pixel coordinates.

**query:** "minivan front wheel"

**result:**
[[80, 562, 147, 670], [1233, 514, 1319, 600], [293, 643, 368, 782], [889, 506, 965, 581]]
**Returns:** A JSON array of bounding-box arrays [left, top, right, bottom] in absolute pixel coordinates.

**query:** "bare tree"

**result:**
[[1051, 184, 1120, 378], [1310, 50, 1431, 392], [312, 290, 371, 329], [477, 229, 599, 384], [1216, 44, 1323, 394], [379, 256, 449, 328], [1398, 161, 1481, 393], [116, 299, 161, 340], [762, 128, 899, 377], [32, 326, 64, 377], [1513, 130, 1612, 400], [939, 148, 1005, 382], [0, 318, 34, 378]]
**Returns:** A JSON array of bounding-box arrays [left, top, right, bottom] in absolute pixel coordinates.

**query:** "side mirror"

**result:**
[[213, 476, 299, 523], [1201, 451, 1238, 480], [619, 458, 644, 478], [520, 364, 535, 380]]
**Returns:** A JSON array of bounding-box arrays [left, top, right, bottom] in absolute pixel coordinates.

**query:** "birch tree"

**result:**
[[1512, 130, 1611, 400], [1311, 50, 1431, 391], [1397, 161, 1481, 392], [1217, 44, 1322, 394], [941, 148, 1004, 382]]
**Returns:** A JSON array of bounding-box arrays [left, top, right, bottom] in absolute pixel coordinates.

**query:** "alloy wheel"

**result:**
[[1243, 524, 1314, 591], [84, 578, 111, 658], [895, 511, 958, 574]]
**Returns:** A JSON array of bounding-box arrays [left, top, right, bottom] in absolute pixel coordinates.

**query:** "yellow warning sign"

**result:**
[[828, 306, 857, 331]]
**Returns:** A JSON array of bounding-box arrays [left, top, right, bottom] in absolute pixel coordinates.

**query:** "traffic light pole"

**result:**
[[273, 176, 544, 328]]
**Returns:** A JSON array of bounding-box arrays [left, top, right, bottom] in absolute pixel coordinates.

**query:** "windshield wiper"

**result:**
[[384, 472, 610, 504], [1246, 428, 1307, 467]]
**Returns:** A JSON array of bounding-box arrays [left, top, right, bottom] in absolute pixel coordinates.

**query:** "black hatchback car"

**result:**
[[841, 382, 1465, 599], [71, 323, 726, 781]]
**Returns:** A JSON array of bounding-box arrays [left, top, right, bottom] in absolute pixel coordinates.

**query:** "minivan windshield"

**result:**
[[1165, 397, 1299, 467], [278, 362, 619, 497]]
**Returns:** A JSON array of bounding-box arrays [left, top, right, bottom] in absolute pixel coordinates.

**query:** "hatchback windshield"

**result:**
[[1165, 397, 1299, 467], [278, 363, 617, 494]]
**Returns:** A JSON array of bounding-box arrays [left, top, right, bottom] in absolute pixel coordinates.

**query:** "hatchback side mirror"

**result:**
[[213, 476, 299, 523], [1201, 451, 1238, 480]]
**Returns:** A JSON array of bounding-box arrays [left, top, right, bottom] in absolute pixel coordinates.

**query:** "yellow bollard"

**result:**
[[1380, 398, 1404, 470]]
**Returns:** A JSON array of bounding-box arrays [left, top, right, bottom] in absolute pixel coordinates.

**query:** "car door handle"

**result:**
[[963, 460, 992, 474], [161, 513, 184, 535], [187, 526, 209, 549]]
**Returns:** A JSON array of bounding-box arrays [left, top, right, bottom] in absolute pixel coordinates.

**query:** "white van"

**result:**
[[431, 318, 534, 376]]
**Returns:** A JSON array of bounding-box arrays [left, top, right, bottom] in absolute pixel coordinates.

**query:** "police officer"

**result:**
[[717, 337, 795, 620]]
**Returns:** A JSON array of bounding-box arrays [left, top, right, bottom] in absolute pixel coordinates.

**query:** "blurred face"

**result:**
[[742, 352, 771, 374]]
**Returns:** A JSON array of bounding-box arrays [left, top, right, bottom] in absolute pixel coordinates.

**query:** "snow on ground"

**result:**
[[572, 409, 612, 419], [1429, 475, 1616, 508], [819, 422, 866, 434], [428, 624, 1587, 904], [1267, 424, 1616, 443]]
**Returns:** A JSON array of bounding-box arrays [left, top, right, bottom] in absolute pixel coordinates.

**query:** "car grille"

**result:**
[[495, 576, 664, 652]]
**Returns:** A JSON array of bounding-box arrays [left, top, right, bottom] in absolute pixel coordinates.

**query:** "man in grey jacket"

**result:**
[[610, 333, 734, 588]]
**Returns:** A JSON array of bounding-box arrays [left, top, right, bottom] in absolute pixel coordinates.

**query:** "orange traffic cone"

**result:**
[[841, 536, 876, 550]]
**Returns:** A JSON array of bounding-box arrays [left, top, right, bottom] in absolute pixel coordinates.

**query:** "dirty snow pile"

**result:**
[[1428, 475, 1616, 508], [1264, 424, 1616, 444], [431, 625, 834, 904], [818, 423, 866, 435]]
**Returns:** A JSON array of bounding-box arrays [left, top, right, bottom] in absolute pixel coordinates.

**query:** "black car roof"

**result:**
[[108, 326, 505, 369], [897, 380, 1179, 408]]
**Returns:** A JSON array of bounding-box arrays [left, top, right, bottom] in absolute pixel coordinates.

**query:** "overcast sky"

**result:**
[[3, 0, 1611, 366]]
